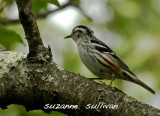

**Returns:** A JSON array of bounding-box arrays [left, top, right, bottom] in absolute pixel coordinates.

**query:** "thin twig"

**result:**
[[0, 0, 13, 14], [0, 0, 93, 25], [0, 0, 72, 25]]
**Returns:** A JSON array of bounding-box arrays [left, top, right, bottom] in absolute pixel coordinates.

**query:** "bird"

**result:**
[[64, 25, 155, 94]]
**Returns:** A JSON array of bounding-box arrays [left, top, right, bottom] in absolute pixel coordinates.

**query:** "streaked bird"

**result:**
[[64, 25, 155, 94]]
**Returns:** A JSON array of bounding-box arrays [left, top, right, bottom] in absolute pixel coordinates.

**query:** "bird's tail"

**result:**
[[122, 70, 155, 94]]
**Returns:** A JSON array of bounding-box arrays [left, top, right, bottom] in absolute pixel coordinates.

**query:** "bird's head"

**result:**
[[64, 25, 94, 43]]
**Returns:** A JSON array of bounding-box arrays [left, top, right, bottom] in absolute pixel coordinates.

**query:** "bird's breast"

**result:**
[[77, 44, 117, 80], [78, 44, 109, 77]]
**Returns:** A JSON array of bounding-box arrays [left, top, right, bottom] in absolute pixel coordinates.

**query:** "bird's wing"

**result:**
[[91, 39, 136, 76], [91, 39, 156, 94], [108, 53, 136, 77], [90, 39, 114, 53]]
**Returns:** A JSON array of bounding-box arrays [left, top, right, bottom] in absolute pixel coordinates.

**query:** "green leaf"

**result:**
[[32, 0, 47, 14], [50, 111, 68, 116], [75, 0, 80, 6], [40, 0, 61, 7], [0, 26, 24, 49]]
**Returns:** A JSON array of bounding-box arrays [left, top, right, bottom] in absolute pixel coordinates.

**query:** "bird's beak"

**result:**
[[64, 35, 72, 39]]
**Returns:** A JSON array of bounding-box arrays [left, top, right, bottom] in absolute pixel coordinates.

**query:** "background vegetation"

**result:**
[[0, 0, 160, 115]]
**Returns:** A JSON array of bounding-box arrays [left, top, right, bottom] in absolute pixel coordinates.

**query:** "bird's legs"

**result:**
[[109, 74, 115, 86], [90, 74, 115, 87], [90, 78, 107, 86]]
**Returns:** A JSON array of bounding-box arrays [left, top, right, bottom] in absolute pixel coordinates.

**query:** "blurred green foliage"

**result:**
[[32, 0, 47, 14], [40, 0, 60, 7], [32, 0, 60, 15], [0, 24, 24, 49], [108, 0, 160, 36], [62, 42, 82, 73], [106, 0, 160, 88], [0, 104, 67, 116]]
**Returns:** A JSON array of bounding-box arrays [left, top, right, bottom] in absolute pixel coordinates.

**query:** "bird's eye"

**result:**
[[77, 31, 82, 38], [77, 34, 80, 38], [91, 31, 94, 34], [73, 30, 83, 38]]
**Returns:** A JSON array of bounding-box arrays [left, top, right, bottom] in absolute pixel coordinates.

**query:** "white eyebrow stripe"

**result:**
[[74, 28, 86, 33]]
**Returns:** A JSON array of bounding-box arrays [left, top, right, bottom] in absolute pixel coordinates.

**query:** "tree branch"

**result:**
[[15, 0, 52, 61], [0, 51, 160, 116], [0, 0, 71, 25]]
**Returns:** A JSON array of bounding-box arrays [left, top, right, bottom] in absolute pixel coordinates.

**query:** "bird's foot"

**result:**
[[99, 80, 109, 86]]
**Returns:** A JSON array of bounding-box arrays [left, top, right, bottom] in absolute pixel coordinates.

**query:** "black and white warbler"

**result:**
[[64, 25, 155, 94]]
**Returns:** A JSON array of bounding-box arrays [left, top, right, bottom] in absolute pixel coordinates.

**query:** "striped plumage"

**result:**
[[65, 25, 155, 94]]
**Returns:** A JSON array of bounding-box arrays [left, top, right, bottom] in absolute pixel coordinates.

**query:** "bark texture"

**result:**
[[0, 52, 160, 116], [16, 0, 52, 61]]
